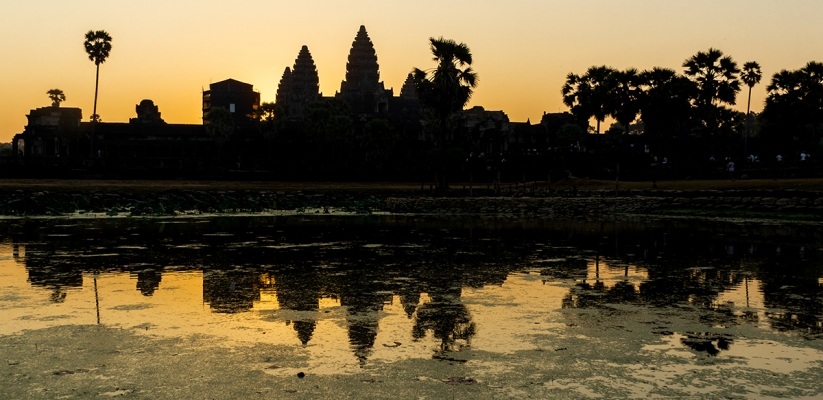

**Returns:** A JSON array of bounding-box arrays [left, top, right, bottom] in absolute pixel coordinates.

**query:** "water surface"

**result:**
[[1, 216, 822, 397]]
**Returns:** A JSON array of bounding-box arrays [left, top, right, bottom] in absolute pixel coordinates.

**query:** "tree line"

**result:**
[[562, 48, 823, 160]]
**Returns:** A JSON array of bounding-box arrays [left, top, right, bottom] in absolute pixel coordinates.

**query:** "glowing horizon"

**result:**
[[2, 0, 822, 141]]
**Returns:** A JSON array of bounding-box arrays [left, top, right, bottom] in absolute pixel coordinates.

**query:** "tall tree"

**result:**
[[638, 68, 696, 138], [801, 61, 823, 150], [682, 48, 741, 136], [257, 102, 285, 159], [205, 107, 234, 163], [740, 61, 763, 156], [562, 65, 617, 136], [412, 37, 478, 190], [412, 37, 478, 148], [83, 30, 113, 157], [762, 61, 823, 153], [47, 89, 66, 107], [603, 68, 643, 192], [608, 68, 644, 135]]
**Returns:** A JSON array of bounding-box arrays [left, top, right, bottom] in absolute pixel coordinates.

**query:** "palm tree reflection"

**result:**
[[412, 285, 476, 356]]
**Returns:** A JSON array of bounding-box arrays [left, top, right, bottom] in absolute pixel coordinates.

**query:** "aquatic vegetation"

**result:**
[[0, 190, 389, 216]]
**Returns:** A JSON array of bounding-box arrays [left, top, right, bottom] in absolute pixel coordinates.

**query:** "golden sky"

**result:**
[[2, 0, 822, 141]]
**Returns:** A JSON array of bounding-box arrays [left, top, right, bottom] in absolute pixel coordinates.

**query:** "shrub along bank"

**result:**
[[0, 188, 820, 219]]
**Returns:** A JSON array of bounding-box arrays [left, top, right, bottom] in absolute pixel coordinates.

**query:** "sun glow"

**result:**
[[2, 1, 823, 141]]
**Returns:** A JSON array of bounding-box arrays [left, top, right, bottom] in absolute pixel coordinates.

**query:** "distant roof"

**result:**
[[209, 79, 254, 92]]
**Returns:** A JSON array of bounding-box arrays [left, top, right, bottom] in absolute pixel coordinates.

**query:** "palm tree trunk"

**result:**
[[94, 275, 100, 324], [744, 86, 752, 158], [90, 63, 100, 158]]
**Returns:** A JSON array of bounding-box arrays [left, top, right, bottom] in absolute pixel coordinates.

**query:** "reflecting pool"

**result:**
[[1, 216, 822, 398]]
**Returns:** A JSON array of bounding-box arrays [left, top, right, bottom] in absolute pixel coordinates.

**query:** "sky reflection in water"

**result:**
[[1, 216, 821, 375]]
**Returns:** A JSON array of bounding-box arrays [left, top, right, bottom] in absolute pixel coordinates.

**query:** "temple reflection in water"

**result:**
[[2, 216, 822, 362]]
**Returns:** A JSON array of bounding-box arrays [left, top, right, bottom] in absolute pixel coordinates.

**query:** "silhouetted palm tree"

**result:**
[[47, 89, 65, 107], [763, 62, 823, 153], [801, 61, 823, 149], [740, 61, 763, 156], [562, 66, 617, 136], [638, 67, 696, 138], [606, 68, 643, 191], [412, 37, 478, 147], [682, 48, 740, 136], [412, 37, 478, 190], [256, 102, 284, 159], [608, 68, 643, 134], [83, 30, 113, 157]]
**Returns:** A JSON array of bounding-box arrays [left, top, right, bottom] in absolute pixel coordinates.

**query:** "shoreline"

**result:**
[[0, 178, 821, 220], [1, 177, 823, 193]]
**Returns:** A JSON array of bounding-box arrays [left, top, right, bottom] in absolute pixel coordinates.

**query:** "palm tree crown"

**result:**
[[763, 61, 823, 153], [607, 68, 644, 133], [562, 65, 617, 134], [47, 89, 66, 107], [683, 48, 740, 107], [741, 61, 763, 88], [84, 30, 112, 65], [412, 37, 478, 145], [638, 67, 696, 137]]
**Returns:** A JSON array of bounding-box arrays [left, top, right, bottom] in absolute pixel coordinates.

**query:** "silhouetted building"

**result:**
[[510, 120, 549, 151], [13, 106, 83, 157], [9, 25, 552, 176], [12, 100, 267, 167], [336, 25, 392, 115], [456, 106, 512, 153], [398, 73, 417, 100], [276, 46, 321, 118], [203, 79, 260, 126], [130, 100, 165, 124], [539, 111, 579, 132]]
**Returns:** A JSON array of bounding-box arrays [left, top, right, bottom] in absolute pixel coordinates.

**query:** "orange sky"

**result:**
[[2, 0, 822, 141]]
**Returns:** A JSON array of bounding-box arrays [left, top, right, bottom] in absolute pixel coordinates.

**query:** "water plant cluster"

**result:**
[[0, 190, 387, 216]]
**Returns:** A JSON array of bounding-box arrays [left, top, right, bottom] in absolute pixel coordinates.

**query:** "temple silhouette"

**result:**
[[10, 25, 570, 179]]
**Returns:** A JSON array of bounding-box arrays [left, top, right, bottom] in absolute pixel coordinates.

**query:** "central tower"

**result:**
[[336, 26, 390, 114]]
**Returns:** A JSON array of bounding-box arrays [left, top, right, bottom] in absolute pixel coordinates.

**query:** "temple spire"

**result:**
[[399, 73, 417, 100], [278, 46, 320, 117], [275, 67, 292, 106], [337, 26, 389, 114]]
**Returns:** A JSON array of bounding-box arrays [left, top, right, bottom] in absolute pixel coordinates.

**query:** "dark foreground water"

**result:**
[[1, 215, 822, 398]]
